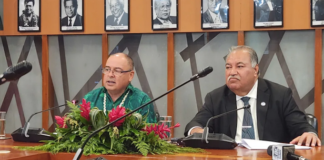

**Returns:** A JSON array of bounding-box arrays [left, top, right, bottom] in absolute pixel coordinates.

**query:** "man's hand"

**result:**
[[189, 127, 204, 135], [289, 132, 321, 147]]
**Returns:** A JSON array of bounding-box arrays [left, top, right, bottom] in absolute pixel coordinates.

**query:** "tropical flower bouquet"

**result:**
[[16, 99, 203, 156]]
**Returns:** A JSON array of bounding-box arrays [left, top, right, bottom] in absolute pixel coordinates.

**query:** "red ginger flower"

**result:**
[[80, 98, 91, 121], [108, 105, 126, 127], [143, 123, 180, 139], [55, 116, 67, 128]]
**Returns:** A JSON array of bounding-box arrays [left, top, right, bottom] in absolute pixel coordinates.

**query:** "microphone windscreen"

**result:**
[[7, 61, 32, 80], [267, 145, 273, 156], [198, 66, 213, 78]]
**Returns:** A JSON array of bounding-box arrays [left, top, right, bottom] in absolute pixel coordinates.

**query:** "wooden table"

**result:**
[[1, 136, 323, 160]]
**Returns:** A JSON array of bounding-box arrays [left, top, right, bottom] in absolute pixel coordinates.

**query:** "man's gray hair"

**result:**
[[108, 0, 124, 7], [154, 0, 172, 10], [227, 45, 259, 67]]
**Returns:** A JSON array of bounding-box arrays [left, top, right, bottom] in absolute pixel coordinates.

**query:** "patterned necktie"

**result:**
[[68, 18, 72, 26], [241, 97, 255, 139]]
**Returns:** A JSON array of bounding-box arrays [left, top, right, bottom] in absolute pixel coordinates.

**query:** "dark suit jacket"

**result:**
[[61, 14, 83, 26], [202, 10, 227, 23], [106, 12, 128, 26], [185, 78, 316, 143], [153, 16, 177, 25]]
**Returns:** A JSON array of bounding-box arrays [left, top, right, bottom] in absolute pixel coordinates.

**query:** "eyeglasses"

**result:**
[[102, 67, 132, 76]]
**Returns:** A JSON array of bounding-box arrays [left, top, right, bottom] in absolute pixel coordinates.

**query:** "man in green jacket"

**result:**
[[83, 53, 157, 123]]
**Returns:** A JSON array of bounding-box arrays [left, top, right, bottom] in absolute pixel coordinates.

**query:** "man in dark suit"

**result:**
[[61, 0, 82, 27], [203, 0, 227, 23], [315, 0, 324, 21], [153, 0, 177, 25], [18, 0, 40, 27], [106, 0, 128, 26], [185, 45, 321, 147]]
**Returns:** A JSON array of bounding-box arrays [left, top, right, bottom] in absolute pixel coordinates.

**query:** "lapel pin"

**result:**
[[261, 102, 266, 106]]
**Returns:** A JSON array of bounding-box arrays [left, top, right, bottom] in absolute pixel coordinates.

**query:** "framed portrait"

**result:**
[[18, 0, 41, 32], [151, 0, 178, 30], [201, 0, 229, 30], [60, 0, 84, 32], [105, 0, 129, 31], [311, 0, 324, 27], [253, 0, 283, 28]]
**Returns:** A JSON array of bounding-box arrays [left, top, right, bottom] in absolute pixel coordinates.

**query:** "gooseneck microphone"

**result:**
[[267, 145, 309, 160], [0, 60, 32, 85], [202, 105, 250, 143], [22, 100, 79, 138], [11, 100, 79, 143], [73, 66, 214, 160]]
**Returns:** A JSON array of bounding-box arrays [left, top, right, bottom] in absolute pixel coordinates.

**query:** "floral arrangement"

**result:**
[[16, 99, 203, 156]]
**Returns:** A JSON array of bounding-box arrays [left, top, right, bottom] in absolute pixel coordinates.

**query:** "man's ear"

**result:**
[[254, 64, 259, 76], [128, 71, 134, 82]]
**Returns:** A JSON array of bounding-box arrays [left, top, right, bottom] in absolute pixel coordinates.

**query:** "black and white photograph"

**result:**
[[201, 0, 229, 29], [151, 0, 178, 30], [254, 0, 283, 28], [105, 0, 129, 31], [60, 0, 84, 32], [311, 0, 324, 26], [18, 0, 41, 32]]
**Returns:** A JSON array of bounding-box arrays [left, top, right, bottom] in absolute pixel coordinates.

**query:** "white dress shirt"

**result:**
[[235, 80, 259, 143], [208, 9, 222, 23], [114, 11, 125, 25], [68, 15, 76, 26], [157, 17, 172, 25]]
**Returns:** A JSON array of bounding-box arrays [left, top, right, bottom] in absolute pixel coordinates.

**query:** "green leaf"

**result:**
[[43, 130, 57, 139], [69, 134, 76, 142], [90, 108, 106, 130], [130, 128, 139, 136]]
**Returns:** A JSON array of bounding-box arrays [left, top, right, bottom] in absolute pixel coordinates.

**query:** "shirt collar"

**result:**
[[236, 80, 258, 101], [115, 11, 125, 21], [69, 15, 77, 22], [208, 9, 220, 19], [157, 17, 171, 24], [104, 83, 134, 94]]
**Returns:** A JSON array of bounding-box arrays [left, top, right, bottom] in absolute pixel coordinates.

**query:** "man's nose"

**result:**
[[229, 67, 238, 75], [107, 70, 115, 77]]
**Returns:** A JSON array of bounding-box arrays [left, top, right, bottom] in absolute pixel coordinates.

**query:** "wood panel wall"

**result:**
[[0, 0, 321, 138]]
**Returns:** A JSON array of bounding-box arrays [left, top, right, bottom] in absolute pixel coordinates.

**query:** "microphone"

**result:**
[[181, 105, 250, 149], [202, 105, 250, 143], [72, 66, 214, 160], [0, 60, 32, 85], [11, 100, 79, 143], [267, 145, 309, 160], [190, 66, 213, 81]]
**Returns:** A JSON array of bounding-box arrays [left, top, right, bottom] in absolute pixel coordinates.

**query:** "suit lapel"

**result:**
[[256, 79, 269, 140], [225, 90, 237, 138], [206, 11, 214, 23]]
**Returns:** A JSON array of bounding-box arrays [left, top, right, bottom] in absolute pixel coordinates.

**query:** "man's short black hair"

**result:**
[[24, 0, 35, 5], [64, 0, 78, 7]]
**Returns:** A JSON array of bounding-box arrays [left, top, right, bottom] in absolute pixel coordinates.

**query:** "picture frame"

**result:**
[[311, 0, 324, 27], [105, 0, 130, 31], [18, 0, 41, 32], [253, 0, 283, 28], [60, 0, 84, 32], [151, 0, 178, 31], [201, 0, 229, 30]]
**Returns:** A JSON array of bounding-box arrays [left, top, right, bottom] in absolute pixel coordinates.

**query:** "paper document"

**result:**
[[240, 139, 311, 150]]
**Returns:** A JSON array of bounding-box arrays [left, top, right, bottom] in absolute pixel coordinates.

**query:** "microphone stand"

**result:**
[[73, 67, 213, 160], [202, 105, 250, 143], [11, 100, 79, 143]]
